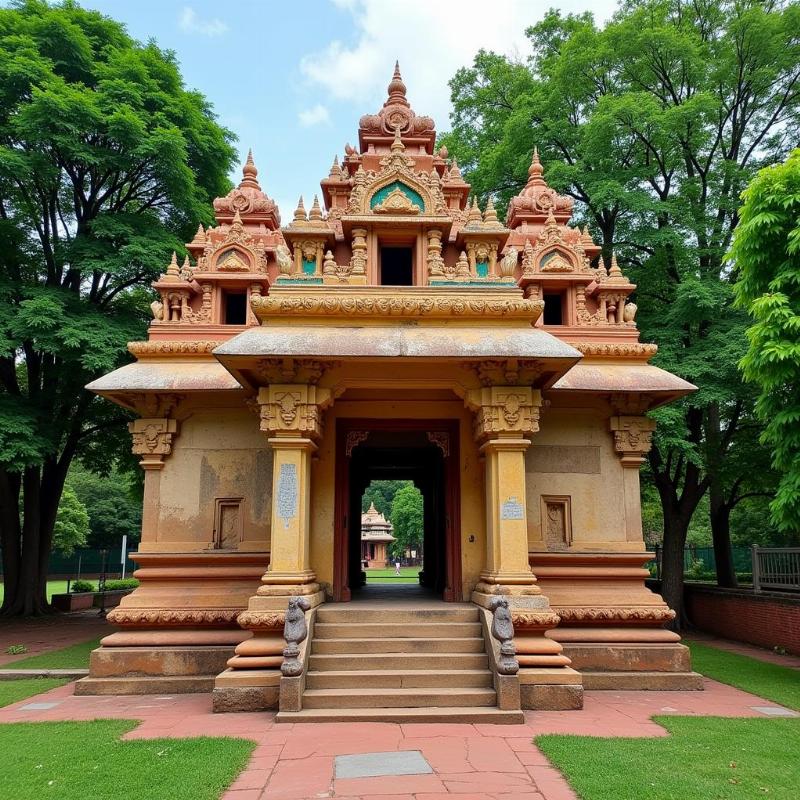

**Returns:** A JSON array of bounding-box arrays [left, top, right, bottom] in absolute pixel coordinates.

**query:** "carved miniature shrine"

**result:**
[[82, 65, 700, 718]]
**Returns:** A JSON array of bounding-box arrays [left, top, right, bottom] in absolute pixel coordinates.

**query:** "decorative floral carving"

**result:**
[[609, 415, 657, 466], [251, 295, 543, 320], [129, 418, 179, 463], [553, 606, 675, 623], [572, 342, 658, 358], [346, 430, 370, 457], [107, 608, 242, 627], [258, 384, 334, 440], [128, 341, 220, 356], [372, 186, 420, 214], [511, 611, 561, 629], [466, 386, 541, 441], [236, 610, 286, 631]]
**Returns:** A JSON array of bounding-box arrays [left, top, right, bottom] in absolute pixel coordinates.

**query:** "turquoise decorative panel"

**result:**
[[476, 260, 489, 278], [302, 258, 316, 275], [370, 181, 424, 211]]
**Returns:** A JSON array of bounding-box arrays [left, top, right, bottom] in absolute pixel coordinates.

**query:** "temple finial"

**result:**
[[467, 196, 482, 224], [191, 224, 205, 244], [167, 251, 180, 277], [484, 196, 499, 225], [309, 195, 323, 221], [390, 125, 405, 154], [528, 147, 544, 181], [240, 148, 260, 189], [386, 60, 408, 106], [293, 196, 307, 222]]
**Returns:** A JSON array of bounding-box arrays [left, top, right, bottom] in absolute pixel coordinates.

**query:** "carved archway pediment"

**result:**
[[365, 174, 430, 215], [214, 246, 252, 272], [538, 247, 578, 273]]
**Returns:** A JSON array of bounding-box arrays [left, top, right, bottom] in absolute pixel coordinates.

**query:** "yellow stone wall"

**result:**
[[145, 407, 272, 553], [525, 402, 631, 552]]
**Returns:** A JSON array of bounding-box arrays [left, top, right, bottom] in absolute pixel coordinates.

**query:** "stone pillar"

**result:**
[[128, 418, 179, 545], [466, 387, 577, 707], [223, 383, 332, 695], [610, 415, 656, 543], [465, 386, 541, 597]]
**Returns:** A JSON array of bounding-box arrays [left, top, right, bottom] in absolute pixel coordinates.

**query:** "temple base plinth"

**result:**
[[212, 668, 280, 712]]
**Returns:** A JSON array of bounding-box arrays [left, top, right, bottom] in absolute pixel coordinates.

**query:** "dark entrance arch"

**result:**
[[333, 419, 461, 601]]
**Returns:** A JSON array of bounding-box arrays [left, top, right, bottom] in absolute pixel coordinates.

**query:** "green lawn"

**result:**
[[0, 581, 71, 603], [537, 642, 800, 800], [6, 638, 101, 670], [0, 679, 69, 708], [0, 719, 255, 800], [365, 566, 421, 584], [687, 640, 800, 711], [538, 717, 799, 800]]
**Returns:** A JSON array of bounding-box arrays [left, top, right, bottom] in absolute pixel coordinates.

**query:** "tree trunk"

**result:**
[[710, 486, 738, 588], [0, 458, 69, 616], [659, 506, 692, 629]]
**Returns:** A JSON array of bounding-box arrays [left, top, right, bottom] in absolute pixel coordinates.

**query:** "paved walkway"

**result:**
[[0, 612, 110, 666], [1, 677, 796, 800], [686, 632, 800, 669]]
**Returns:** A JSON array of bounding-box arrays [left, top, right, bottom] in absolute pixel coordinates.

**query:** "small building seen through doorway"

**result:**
[[360, 480, 423, 585]]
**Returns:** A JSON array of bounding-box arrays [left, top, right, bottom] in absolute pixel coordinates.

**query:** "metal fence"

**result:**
[[0, 547, 138, 581], [752, 546, 800, 592], [649, 545, 753, 578]]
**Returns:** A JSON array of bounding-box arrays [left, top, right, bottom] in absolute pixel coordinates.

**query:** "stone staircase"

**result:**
[[276, 602, 523, 723]]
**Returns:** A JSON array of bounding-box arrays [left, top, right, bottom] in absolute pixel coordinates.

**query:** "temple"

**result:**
[[80, 64, 701, 720], [361, 503, 396, 569]]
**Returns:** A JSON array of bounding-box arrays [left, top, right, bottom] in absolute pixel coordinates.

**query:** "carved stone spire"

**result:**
[[181, 255, 191, 277], [191, 224, 205, 245], [293, 196, 307, 222], [527, 147, 544, 184], [467, 197, 482, 225], [385, 60, 409, 108], [484, 196, 499, 225], [390, 125, 405, 154], [166, 251, 180, 278], [239, 148, 260, 190], [328, 155, 342, 179], [309, 195, 323, 222]]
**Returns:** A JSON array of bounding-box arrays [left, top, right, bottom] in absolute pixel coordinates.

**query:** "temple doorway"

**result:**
[[333, 419, 461, 602]]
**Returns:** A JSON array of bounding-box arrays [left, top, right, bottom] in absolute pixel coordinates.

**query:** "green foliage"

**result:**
[[0, 1, 236, 613], [362, 480, 410, 517], [7, 637, 100, 669], [103, 578, 138, 591], [390, 483, 424, 556], [441, 0, 799, 609], [52, 486, 89, 556], [66, 464, 142, 548], [69, 579, 94, 593], [5, 643, 26, 655], [0, 679, 69, 709], [732, 149, 800, 533]]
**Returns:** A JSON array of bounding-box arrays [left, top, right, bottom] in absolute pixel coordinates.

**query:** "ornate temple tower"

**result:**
[[82, 65, 699, 714]]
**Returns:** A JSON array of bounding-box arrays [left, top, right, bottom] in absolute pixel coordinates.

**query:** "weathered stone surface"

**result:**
[[521, 683, 584, 710], [212, 685, 279, 713], [563, 643, 692, 673]]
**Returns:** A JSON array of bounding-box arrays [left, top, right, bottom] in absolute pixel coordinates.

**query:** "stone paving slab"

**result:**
[[0, 675, 793, 799], [335, 750, 433, 778]]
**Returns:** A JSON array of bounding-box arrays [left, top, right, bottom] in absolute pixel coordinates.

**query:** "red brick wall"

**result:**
[[684, 584, 800, 655]]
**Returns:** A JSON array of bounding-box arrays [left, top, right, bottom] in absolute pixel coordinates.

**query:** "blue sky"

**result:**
[[70, 1, 617, 221]]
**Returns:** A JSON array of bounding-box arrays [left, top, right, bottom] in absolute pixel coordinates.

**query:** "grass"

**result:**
[[6, 638, 101, 670], [0, 679, 69, 708], [536, 642, 800, 799], [537, 716, 800, 800], [0, 581, 71, 603], [687, 640, 800, 711], [365, 566, 421, 584], [0, 719, 255, 800]]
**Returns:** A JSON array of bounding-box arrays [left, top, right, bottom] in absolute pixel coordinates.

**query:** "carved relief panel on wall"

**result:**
[[540, 495, 572, 551], [214, 497, 244, 549]]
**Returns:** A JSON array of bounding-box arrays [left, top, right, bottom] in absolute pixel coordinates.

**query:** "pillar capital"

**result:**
[[128, 418, 179, 469], [465, 386, 541, 443], [257, 384, 333, 440], [609, 415, 656, 467]]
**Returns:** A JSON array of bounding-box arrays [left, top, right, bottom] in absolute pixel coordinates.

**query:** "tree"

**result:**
[[732, 148, 800, 534], [52, 485, 89, 556], [66, 463, 142, 549], [390, 484, 424, 557], [441, 0, 800, 622], [0, 0, 236, 615]]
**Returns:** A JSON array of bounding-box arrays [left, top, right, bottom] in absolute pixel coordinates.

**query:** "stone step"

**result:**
[[315, 606, 479, 624], [312, 637, 485, 655], [302, 686, 497, 709], [313, 622, 482, 639], [306, 669, 493, 690], [74, 674, 215, 695], [308, 652, 489, 672], [276, 707, 525, 724], [580, 670, 704, 691]]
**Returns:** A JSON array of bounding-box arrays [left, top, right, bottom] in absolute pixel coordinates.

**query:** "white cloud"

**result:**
[[298, 104, 332, 127], [178, 7, 228, 37], [299, 0, 618, 130]]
